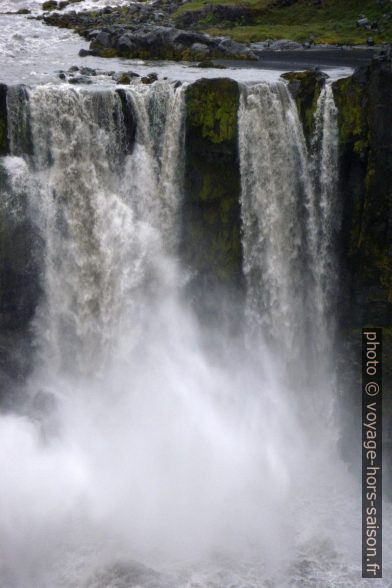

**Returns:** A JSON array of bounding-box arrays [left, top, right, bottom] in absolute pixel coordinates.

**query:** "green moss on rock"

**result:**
[[333, 75, 367, 156], [333, 63, 392, 331], [185, 77, 239, 144], [181, 78, 243, 322], [42, 0, 57, 10], [282, 71, 325, 144]]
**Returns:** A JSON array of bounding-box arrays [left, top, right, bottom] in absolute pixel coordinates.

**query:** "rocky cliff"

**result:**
[[181, 78, 244, 326]]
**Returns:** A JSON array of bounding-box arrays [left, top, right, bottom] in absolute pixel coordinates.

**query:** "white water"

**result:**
[[0, 6, 353, 85], [0, 0, 131, 15], [239, 81, 340, 406], [0, 80, 390, 587]]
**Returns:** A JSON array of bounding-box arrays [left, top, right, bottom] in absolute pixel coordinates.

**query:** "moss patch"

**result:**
[[333, 76, 367, 155], [178, 0, 392, 45], [181, 78, 243, 321], [333, 63, 392, 330], [282, 71, 325, 144], [186, 77, 239, 144]]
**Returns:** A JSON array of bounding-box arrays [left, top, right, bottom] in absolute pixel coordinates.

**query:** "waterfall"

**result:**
[[0, 79, 377, 587], [6, 82, 186, 379], [238, 81, 339, 378]]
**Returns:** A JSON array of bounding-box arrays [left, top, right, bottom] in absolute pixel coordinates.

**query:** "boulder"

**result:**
[[270, 39, 303, 50], [93, 31, 112, 49], [86, 24, 257, 62], [357, 17, 369, 28], [79, 67, 96, 76], [116, 34, 135, 52], [190, 43, 210, 56], [68, 75, 93, 84], [79, 48, 96, 57], [217, 38, 255, 59], [42, 0, 57, 10]]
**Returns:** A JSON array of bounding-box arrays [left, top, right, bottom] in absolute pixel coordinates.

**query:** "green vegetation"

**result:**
[[176, 0, 392, 45], [333, 76, 367, 154], [42, 1, 57, 10], [282, 71, 324, 143], [333, 63, 392, 332], [183, 79, 243, 287], [186, 77, 239, 144]]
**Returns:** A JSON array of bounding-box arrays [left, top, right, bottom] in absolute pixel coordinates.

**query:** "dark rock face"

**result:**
[[181, 78, 244, 325], [333, 62, 392, 331], [0, 85, 9, 157], [0, 88, 41, 400], [282, 70, 326, 144], [333, 61, 392, 478], [116, 89, 137, 154], [0, 163, 42, 399], [42, 0, 82, 11]]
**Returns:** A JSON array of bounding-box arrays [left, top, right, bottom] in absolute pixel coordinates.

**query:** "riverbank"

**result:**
[[35, 1, 390, 68]]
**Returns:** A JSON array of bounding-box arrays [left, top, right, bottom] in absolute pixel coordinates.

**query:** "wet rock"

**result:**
[[250, 41, 270, 52], [141, 72, 158, 84], [68, 65, 79, 72], [58, 72, 66, 80], [217, 38, 256, 59], [78, 48, 97, 57], [367, 36, 375, 46], [281, 70, 327, 144], [357, 17, 369, 28], [190, 42, 210, 56], [0, 158, 43, 396], [197, 60, 226, 68], [44, 12, 257, 62], [116, 89, 137, 154], [68, 75, 92, 84], [0, 84, 9, 156], [16, 8, 31, 14], [116, 33, 135, 52], [42, 0, 82, 9], [93, 31, 112, 49], [112, 71, 140, 83], [79, 67, 96, 76], [42, 0, 57, 10], [117, 73, 131, 84], [182, 78, 244, 323], [270, 39, 303, 50]]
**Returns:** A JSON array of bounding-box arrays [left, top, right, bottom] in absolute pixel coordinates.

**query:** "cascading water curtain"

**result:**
[[0, 79, 389, 587], [238, 81, 340, 407]]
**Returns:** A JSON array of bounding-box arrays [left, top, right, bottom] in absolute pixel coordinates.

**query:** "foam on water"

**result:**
[[0, 9, 352, 85]]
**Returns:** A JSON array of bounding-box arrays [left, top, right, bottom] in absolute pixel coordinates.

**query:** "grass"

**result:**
[[175, 0, 392, 45]]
